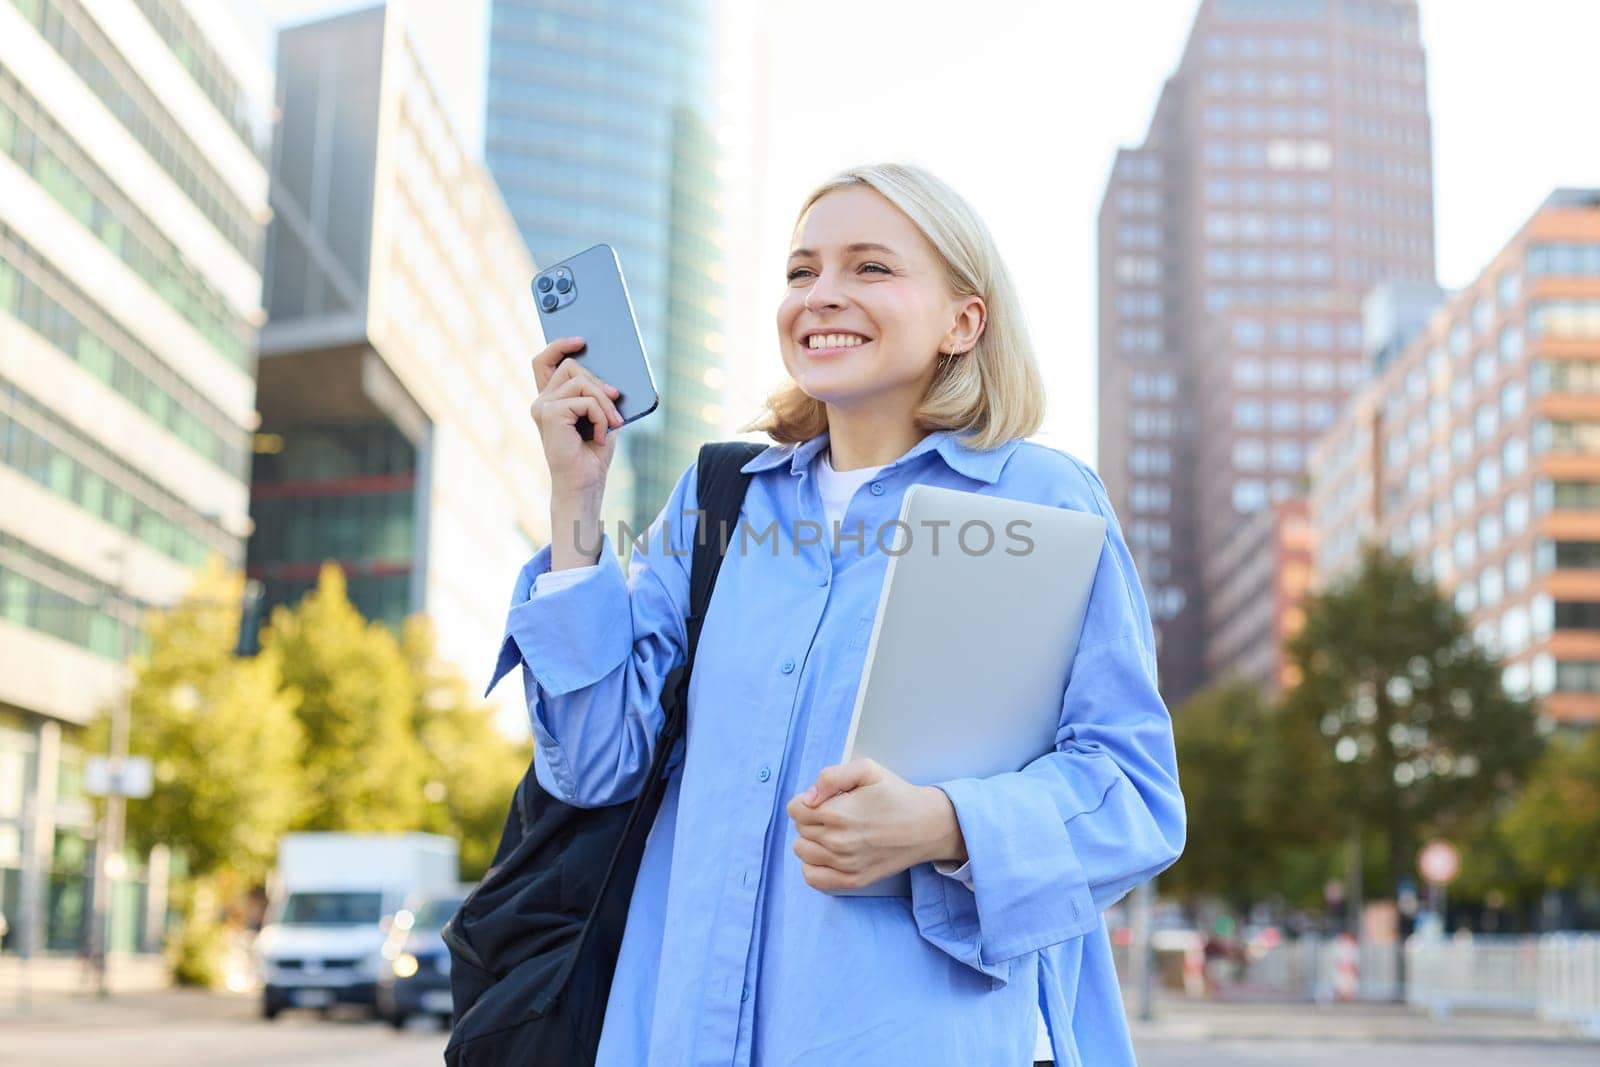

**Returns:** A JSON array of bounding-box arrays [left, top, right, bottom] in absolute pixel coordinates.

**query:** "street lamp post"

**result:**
[[84, 535, 261, 997], [88, 514, 141, 999]]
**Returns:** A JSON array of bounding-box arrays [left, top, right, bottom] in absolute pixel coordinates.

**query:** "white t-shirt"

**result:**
[[535, 448, 1053, 1061]]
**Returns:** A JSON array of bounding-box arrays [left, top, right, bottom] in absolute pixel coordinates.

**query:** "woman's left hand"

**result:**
[[786, 759, 969, 891]]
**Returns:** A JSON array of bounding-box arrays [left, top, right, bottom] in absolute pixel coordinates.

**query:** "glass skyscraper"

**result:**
[[485, 0, 726, 533]]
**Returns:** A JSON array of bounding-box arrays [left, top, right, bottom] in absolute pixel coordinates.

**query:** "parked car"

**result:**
[[254, 832, 459, 1020], [376, 886, 470, 1028]]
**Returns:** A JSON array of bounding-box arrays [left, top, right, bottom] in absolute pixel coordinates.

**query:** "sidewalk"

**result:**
[[1131, 994, 1596, 1045], [0, 953, 172, 1014]]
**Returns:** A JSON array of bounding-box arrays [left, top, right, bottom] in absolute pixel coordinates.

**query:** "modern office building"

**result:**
[[0, 0, 271, 959], [1202, 497, 1312, 695], [1203, 280, 1445, 695], [1097, 0, 1437, 705], [1311, 189, 1600, 726], [254, 7, 551, 731], [484, 0, 726, 533]]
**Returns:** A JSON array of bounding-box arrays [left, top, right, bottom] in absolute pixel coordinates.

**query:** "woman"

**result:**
[[489, 163, 1185, 1066]]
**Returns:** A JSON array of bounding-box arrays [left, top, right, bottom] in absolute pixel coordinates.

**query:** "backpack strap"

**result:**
[[655, 441, 768, 762], [684, 441, 768, 682]]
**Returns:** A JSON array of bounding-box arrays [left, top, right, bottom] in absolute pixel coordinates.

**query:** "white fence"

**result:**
[[1236, 932, 1600, 1035], [1406, 932, 1600, 1035]]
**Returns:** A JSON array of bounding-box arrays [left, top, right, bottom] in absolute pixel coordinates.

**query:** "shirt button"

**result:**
[[818, 573, 830, 586], [740, 986, 750, 1002], [780, 658, 795, 674], [869, 481, 886, 496], [757, 765, 771, 782]]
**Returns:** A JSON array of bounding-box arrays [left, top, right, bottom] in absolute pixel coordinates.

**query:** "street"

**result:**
[[1136, 1039, 1600, 1066], [1129, 997, 1598, 1067], [0, 990, 446, 1066], [1, 988, 1594, 1066]]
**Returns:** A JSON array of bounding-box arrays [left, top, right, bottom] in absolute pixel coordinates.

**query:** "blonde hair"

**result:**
[[742, 162, 1046, 450]]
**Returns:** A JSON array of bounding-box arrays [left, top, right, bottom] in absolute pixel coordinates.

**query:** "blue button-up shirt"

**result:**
[[487, 428, 1185, 1066]]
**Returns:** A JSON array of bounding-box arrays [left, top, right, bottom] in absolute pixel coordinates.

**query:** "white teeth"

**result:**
[[807, 334, 867, 349]]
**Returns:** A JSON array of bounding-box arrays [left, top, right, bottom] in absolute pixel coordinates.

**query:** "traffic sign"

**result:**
[[83, 756, 153, 798], [1418, 839, 1460, 886]]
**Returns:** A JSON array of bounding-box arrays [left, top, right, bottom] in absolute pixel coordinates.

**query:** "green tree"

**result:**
[[402, 616, 531, 880], [1501, 726, 1600, 890], [83, 560, 303, 983], [1168, 677, 1273, 909], [1281, 545, 1544, 980], [259, 564, 426, 832], [88, 561, 304, 881], [1168, 676, 1342, 913]]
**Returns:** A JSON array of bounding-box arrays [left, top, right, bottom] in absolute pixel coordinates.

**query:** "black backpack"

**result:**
[[441, 440, 766, 1066]]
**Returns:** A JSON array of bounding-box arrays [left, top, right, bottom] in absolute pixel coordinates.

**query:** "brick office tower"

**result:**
[[1097, 0, 1437, 705]]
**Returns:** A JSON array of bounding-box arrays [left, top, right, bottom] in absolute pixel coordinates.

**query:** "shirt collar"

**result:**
[[738, 428, 1019, 485]]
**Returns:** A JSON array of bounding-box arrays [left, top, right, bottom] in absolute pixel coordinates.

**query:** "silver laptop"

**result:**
[[830, 483, 1107, 897]]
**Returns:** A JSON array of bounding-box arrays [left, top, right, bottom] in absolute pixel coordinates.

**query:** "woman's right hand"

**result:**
[[530, 336, 625, 499]]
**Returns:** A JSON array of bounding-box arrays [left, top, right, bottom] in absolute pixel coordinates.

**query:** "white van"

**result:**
[[253, 832, 458, 1019]]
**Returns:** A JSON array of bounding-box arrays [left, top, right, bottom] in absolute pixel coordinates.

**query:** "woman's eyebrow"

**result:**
[[786, 242, 900, 261]]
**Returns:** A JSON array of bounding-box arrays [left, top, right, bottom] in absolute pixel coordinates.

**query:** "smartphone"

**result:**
[[532, 244, 660, 443]]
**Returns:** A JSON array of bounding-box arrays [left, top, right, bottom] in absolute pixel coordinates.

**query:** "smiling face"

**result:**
[[777, 184, 982, 417]]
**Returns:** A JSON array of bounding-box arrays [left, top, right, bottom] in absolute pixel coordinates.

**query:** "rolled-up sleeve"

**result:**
[[908, 463, 1186, 984], [484, 462, 701, 808]]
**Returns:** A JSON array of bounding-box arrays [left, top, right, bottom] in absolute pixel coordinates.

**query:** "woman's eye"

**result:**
[[786, 263, 889, 282]]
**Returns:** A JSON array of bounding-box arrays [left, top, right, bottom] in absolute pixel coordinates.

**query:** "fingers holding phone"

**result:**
[[530, 338, 624, 495]]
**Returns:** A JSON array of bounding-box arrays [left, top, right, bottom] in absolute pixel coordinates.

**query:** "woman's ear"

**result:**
[[947, 295, 986, 354]]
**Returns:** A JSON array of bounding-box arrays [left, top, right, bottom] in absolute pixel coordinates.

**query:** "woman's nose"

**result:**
[[803, 269, 847, 312]]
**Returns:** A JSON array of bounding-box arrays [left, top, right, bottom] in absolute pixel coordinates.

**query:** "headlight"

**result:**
[[392, 953, 419, 979]]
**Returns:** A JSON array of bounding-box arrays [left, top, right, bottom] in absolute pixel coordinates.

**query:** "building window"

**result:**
[[1499, 323, 1524, 365], [1501, 379, 1526, 421], [1530, 301, 1600, 339], [1131, 482, 1172, 511], [1476, 455, 1501, 497], [1131, 446, 1172, 475], [1506, 550, 1531, 592], [1474, 348, 1496, 388], [1473, 296, 1495, 334], [1527, 243, 1600, 277], [1475, 403, 1499, 444], [1131, 408, 1174, 436], [1233, 318, 1265, 347], [1505, 491, 1529, 534], [1233, 480, 1267, 512], [1234, 438, 1267, 470], [1479, 512, 1502, 554]]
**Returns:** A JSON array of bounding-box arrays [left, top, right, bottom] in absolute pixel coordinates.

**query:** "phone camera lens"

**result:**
[[536, 276, 553, 293], [540, 293, 559, 311], [555, 276, 572, 294]]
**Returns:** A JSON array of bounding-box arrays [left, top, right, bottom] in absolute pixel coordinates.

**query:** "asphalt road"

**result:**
[[2, 988, 1594, 1066], [1135, 1037, 1600, 1067]]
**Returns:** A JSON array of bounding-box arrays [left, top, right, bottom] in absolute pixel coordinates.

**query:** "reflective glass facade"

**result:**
[[247, 424, 417, 630], [485, 0, 725, 530]]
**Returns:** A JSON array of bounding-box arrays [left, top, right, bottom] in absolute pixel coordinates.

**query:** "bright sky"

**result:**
[[258, 0, 1600, 463], [718, 0, 1600, 462]]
